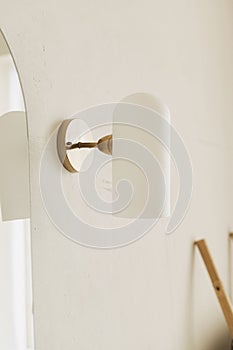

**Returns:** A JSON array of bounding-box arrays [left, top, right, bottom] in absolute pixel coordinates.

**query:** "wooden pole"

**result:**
[[195, 239, 233, 338]]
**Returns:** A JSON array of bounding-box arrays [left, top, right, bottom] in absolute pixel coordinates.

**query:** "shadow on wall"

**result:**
[[207, 332, 231, 350]]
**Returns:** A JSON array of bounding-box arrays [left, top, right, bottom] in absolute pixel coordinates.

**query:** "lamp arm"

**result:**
[[67, 134, 112, 155]]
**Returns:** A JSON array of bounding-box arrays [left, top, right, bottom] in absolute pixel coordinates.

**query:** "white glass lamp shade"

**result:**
[[112, 93, 170, 219]]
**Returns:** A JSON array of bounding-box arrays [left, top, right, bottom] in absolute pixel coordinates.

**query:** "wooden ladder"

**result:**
[[195, 239, 233, 340]]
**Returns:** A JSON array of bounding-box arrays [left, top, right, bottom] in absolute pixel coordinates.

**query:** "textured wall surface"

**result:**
[[0, 1, 233, 349]]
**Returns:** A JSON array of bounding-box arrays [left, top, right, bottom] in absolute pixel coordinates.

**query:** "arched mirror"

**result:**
[[0, 31, 34, 349]]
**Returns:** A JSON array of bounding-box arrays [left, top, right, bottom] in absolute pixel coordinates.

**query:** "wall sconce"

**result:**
[[57, 119, 112, 173], [57, 93, 170, 219]]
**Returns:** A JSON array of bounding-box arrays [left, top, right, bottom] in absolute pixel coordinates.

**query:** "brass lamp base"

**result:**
[[57, 119, 112, 173]]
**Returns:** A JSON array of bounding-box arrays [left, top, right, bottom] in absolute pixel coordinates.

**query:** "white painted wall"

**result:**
[[0, 1, 233, 349]]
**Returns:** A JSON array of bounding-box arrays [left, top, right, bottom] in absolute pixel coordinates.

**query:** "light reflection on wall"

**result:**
[[0, 53, 24, 115], [0, 48, 34, 349]]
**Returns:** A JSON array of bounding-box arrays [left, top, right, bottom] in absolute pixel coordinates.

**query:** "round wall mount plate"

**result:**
[[57, 118, 94, 173]]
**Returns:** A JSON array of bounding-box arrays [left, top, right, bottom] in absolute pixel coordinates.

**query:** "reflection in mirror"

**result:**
[[0, 32, 34, 349]]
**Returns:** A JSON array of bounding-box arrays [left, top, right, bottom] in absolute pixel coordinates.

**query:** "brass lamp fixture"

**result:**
[[67, 134, 112, 155], [57, 119, 112, 173]]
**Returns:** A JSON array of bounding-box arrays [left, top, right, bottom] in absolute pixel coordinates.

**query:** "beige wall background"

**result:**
[[1, 1, 233, 349]]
